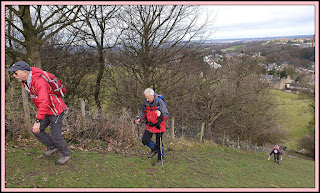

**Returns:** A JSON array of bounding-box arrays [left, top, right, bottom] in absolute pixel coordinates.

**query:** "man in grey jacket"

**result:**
[[135, 88, 169, 165]]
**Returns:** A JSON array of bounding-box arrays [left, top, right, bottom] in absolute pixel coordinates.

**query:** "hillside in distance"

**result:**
[[204, 34, 314, 44]]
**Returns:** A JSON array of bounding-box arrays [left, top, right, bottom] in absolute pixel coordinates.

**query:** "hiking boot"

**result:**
[[148, 149, 157, 158], [38, 148, 59, 159], [55, 155, 71, 165], [155, 160, 163, 166]]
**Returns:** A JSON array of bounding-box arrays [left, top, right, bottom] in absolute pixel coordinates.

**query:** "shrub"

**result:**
[[300, 134, 315, 159], [63, 107, 137, 152]]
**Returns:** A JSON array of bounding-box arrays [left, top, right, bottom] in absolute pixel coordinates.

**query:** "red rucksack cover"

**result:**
[[41, 71, 66, 97]]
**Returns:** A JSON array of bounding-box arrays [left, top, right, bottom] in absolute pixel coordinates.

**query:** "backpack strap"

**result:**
[[41, 73, 65, 97], [156, 94, 160, 109], [36, 74, 67, 112], [156, 94, 165, 111], [40, 74, 54, 92]]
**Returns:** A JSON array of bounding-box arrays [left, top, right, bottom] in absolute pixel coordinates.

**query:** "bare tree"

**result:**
[[39, 36, 99, 107], [105, 5, 212, 113], [70, 5, 121, 112], [5, 5, 81, 67], [186, 56, 284, 145]]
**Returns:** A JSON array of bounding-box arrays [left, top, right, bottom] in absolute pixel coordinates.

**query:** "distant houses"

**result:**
[[286, 82, 314, 93], [202, 35, 315, 94], [203, 54, 223, 69], [260, 75, 294, 90], [260, 72, 314, 94], [224, 53, 245, 58], [251, 52, 261, 57], [292, 42, 315, 48], [203, 50, 314, 94]]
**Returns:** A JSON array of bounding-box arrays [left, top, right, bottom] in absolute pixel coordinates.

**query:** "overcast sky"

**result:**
[[200, 5, 315, 39]]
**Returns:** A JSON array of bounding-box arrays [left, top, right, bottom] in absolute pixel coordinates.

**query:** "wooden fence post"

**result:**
[[80, 99, 86, 118], [222, 130, 226, 146], [200, 122, 205, 142], [171, 117, 175, 140]]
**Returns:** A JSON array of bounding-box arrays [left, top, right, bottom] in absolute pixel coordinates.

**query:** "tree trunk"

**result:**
[[94, 49, 104, 113], [21, 85, 32, 138], [19, 6, 42, 68], [205, 120, 211, 139], [27, 46, 42, 68]]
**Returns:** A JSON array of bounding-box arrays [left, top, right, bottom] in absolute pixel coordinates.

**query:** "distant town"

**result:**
[[202, 35, 315, 94]]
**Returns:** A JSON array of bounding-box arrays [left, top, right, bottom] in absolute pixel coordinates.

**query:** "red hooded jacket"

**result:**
[[22, 67, 67, 120], [139, 95, 169, 133]]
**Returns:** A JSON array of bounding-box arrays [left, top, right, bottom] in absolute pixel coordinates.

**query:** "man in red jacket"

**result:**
[[135, 88, 169, 165], [7, 61, 71, 165]]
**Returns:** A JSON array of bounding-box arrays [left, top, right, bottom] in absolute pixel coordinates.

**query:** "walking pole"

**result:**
[[159, 132, 164, 169], [136, 116, 140, 141]]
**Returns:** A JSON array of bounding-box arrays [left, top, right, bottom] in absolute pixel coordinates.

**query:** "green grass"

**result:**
[[223, 44, 246, 51], [4, 89, 315, 189], [271, 90, 313, 149], [5, 139, 315, 189]]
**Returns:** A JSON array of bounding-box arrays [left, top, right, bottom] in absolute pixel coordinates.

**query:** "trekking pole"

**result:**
[[137, 124, 140, 141], [159, 133, 164, 169], [134, 116, 140, 140]]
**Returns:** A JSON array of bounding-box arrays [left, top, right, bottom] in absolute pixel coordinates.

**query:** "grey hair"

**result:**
[[144, 88, 155, 96]]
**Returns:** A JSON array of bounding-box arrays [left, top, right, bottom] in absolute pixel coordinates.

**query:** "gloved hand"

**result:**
[[155, 116, 163, 129], [134, 119, 140, 124], [155, 122, 161, 129]]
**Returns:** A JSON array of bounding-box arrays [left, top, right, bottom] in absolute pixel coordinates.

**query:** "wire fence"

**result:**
[[5, 94, 278, 154]]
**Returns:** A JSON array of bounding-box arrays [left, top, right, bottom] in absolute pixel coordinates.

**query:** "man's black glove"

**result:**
[[155, 122, 161, 129], [155, 116, 163, 129]]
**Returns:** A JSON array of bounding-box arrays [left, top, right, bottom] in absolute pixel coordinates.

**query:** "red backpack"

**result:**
[[273, 145, 280, 150], [41, 71, 66, 97]]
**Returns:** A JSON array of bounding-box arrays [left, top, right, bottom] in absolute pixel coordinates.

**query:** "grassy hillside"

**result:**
[[5, 139, 315, 189], [223, 44, 246, 51], [271, 90, 313, 150]]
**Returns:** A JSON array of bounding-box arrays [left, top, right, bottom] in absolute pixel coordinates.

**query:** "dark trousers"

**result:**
[[32, 112, 71, 157], [142, 130, 164, 160], [274, 153, 280, 164]]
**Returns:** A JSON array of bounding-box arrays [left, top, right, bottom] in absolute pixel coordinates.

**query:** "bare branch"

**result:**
[[5, 33, 25, 46], [6, 5, 20, 17], [40, 6, 81, 44], [38, 5, 68, 31]]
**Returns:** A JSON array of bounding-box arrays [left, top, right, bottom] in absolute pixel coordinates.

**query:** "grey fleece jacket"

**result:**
[[138, 94, 169, 121]]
